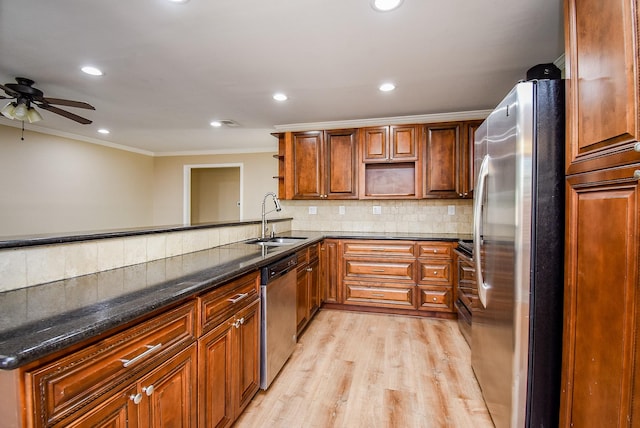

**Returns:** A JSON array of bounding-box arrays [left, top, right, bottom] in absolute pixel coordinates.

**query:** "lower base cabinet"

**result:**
[[198, 298, 261, 428]]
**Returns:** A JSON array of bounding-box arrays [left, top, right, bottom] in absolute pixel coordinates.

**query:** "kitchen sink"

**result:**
[[245, 236, 307, 246]]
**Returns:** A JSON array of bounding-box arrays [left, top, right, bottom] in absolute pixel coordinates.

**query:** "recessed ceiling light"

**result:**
[[97, 128, 110, 134], [379, 83, 396, 92], [210, 121, 222, 127], [371, 0, 404, 12], [81, 66, 103, 76], [273, 93, 288, 102], [168, 0, 189, 3]]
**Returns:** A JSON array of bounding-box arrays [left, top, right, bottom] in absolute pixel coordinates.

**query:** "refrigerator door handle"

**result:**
[[473, 155, 490, 308]]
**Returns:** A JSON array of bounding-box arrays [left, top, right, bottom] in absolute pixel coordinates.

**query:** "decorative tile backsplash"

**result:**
[[279, 199, 472, 234], [0, 200, 472, 294], [0, 222, 278, 293]]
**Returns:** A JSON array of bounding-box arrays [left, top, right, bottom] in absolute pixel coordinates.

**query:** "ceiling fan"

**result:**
[[0, 77, 95, 124]]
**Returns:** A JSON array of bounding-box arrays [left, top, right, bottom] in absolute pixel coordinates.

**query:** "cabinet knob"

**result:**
[[432, 297, 438, 302], [434, 271, 438, 275], [307, 267, 313, 272], [634, 170, 640, 179], [130, 393, 143, 405], [143, 385, 155, 396], [634, 142, 640, 152]]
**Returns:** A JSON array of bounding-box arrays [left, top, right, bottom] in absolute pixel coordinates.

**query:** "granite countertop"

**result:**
[[0, 231, 470, 370]]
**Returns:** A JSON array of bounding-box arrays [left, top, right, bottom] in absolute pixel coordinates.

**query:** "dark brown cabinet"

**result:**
[[285, 129, 358, 200], [320, 239, 341, 304], [423, 121, 481, 199], [361, 125, 417, 162], [296, 244, 321, 335], [198, 272, 261, 428], [416, 242, 454, 313], [561, 0, 640, 425]]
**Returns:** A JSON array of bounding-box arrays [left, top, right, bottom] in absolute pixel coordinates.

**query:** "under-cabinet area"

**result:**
[[0, 233, 477, 427]]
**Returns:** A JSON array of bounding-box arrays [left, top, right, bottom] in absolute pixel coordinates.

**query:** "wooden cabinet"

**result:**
[[24, 302, 197, 427], [416, 242, 454, 313], [320, 239, 341, 304], [198, 272, 261, 428], [454, 249, 476, 312], [361, 125, 420, 199], [423, 121, 481, 199], [561, 0, 640, 425], [296, 244, 321, 335], [284, 129, 358, 200]]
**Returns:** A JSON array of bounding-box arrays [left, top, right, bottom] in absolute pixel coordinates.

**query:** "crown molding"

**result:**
[[273, 110, 492, 132]]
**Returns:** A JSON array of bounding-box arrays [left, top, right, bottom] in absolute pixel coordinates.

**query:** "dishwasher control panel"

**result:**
[[261, 254, 298, 284]]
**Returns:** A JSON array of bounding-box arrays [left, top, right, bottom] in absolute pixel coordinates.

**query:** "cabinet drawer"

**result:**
[[308, 243, 319, 261], [458, 260, 476, 283], [199, 271, 260, 335], [296, 248, 309, 266], [344, 259, 415, 281], [418, 286, 454, 312], [342, 240, 415, 257], [26, 301, 197, 427], [417, 242, 453, 258], [344, 282, 414, 307], [418, 260, 452, 284]]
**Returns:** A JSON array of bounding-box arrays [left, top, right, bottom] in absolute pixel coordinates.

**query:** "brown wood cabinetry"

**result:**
[[561, 0, 640, 425], [198, 272, 261, 428], [320, 239, 341, 304], [416, 242, 454, 312], [24, 301, 197, 427], [296, 244, 321, 335], [423, 121, 482, 199], [361, 125, 420, 198], [283, 129, 358, 200]]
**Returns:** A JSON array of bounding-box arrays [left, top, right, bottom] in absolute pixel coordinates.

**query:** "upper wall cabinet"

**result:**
[[565, 0, 639, 174], [279, 129, 358, 200], [362, 125, 417, 162], [422, 121, 482, 199], [360, 125, 420, 199]]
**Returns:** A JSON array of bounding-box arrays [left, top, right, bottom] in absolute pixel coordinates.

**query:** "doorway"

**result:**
[[183, 163, 243, 225]]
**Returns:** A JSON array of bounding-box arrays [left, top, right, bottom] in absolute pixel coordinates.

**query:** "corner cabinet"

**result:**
[[280, 129, 359, 200], [561, 0, 640, 426]]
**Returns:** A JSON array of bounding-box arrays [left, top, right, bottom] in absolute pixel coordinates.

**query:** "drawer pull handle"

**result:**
[[372, 269, 385, 272], [120, 343, 162, 368], [433, 250, 438, 253], [634, 170, 640, 179], [228, 293, 249, 304], [434, 271, 438, 275], [233, 317, 245, 328], [635, 142, 640, 152], [130, 393, 143, 405], [371, 293, 385, 297], [143, 385, 155, 396], [432, 297, 438, 302]]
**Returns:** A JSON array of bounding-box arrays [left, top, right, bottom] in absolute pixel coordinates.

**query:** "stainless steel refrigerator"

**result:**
[[472, 79, 564, 427]]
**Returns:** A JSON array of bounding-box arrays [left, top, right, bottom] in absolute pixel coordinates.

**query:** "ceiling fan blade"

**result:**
[[37, 103, 93, 124], [41, 97, 95, 110], [0, 83, 20, 98]]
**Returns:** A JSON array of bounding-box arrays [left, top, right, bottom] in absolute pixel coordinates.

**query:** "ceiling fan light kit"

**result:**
[[0, 77, 95, 125]]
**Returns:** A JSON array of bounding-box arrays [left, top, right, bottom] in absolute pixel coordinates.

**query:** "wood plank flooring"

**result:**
[[235, 310, 494, 428]]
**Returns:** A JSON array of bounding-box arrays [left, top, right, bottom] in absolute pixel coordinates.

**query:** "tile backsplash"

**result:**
[[280, 199, 472, 234], [0, 200, 471, 294], [0, 222, 283, 293]]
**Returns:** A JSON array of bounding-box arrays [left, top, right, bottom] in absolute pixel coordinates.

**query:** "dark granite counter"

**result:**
[[0, 230, 470, 370]]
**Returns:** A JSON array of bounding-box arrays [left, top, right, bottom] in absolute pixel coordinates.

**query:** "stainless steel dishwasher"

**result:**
[[260, 254, 297, 389]]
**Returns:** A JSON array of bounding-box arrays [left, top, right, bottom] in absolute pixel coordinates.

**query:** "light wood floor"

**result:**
[[235, 309, 494, 428]]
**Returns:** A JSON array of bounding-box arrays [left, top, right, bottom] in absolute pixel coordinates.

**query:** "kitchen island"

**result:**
[[0, 229, 470, 427]]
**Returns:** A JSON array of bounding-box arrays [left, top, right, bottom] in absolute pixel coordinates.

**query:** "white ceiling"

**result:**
[[0, 0, 563, 155]]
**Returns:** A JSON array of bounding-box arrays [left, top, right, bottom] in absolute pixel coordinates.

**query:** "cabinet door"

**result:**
[[321, 239, 341, 304], [292, 131, 324, 199], [296, 267, 309, 334], [565, 0, 639, 174], [198, 319, 234, 428], [423, 123, 461, 198], [325, 129, 359, 198], [461, 121, 482, 198], [561, 165, 640, 426], [308, 258, 320, 317], [233, 299, 261, 415], [137, 344, 197, 428], [63, 386, 138, 428], [390, 125, 417, 160], [362, 126, 389, 161]]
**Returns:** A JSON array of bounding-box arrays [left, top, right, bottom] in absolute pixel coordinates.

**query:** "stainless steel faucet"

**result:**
[[261, 192, 282, 239]]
